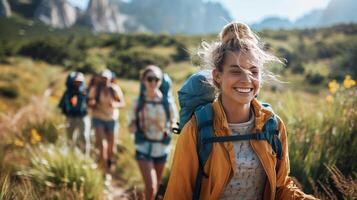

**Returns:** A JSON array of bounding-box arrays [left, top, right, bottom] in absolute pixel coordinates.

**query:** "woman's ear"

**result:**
[[212, 69, 222, 88]]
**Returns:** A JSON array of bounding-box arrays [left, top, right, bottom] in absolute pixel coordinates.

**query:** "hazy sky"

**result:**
[[68, 0, 331, 23]]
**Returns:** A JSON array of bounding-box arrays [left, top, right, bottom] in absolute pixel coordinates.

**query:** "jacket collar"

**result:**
[[212, 98, 273, 135]]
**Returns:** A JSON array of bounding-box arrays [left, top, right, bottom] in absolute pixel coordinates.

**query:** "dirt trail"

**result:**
[[103, 174, 140, 200]]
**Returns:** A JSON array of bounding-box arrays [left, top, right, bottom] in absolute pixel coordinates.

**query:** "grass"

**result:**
[[0, 57, 65, 112], [260, 79, 357, 195], [18, 144, 104, 200]]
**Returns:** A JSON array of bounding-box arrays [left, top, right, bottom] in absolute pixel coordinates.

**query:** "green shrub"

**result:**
[[19, 144, 104, 200], [305, 73, 325, 85], [330, 44, 357, 79], [18, 38, 83, 65], [291, 63, 305, 74], [23, 120, 60, 144], [108, 49, 170, 79], [171, 43, 190, 62], [0, 86, 19, 99]]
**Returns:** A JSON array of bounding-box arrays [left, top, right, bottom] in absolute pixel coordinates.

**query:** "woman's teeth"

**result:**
[[235, 88, 252, 93]]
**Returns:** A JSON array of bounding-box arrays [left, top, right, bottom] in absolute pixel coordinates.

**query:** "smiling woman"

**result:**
[[164, 22, 318, 200]]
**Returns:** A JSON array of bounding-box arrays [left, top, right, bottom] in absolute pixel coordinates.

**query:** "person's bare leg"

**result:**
[[105, 131, 115, 173], [95, 127, 106, 172], [153, 162, 165, 188], [138, 160, 157, 200]]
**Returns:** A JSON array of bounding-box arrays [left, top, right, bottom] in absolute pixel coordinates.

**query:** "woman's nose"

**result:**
[[240, 70, 252, 82]]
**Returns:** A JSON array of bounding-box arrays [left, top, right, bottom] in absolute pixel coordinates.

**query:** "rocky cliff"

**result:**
[[0, 0, 11, 17], [82, 0, 127, 33], [34, 0, 77, 28]]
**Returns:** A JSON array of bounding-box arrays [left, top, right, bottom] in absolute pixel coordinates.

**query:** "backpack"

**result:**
[[59, 72, 87, 117], [134, 73, 174, 145], [65, 71, 86, 94], [94, 84, 117, 104], [176, 70, 282, 200]]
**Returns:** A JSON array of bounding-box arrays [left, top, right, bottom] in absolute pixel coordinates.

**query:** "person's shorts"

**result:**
[[135, 151, 168, 164], [92, 118, 118, 134]]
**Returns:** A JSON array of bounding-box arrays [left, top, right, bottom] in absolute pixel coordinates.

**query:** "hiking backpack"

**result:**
[[94, 84, 118, 104], [59, 72, 87, 117], [176, 70, 283, 200], [134, 73, 174, 145]]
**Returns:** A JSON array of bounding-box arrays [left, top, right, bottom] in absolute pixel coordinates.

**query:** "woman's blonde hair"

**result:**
[[197, 22, 281, 84]]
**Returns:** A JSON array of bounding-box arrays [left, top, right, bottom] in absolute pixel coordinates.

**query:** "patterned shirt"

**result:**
[[220, 111, 267, 200], [130, 95, 178, 157]]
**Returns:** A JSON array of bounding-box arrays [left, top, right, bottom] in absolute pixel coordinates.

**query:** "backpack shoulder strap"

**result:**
[[192, 103, 214, 200], [59, 90, 70, 114], [262, 114, 282, 160], [109, 85, 120, 101], [162, 96, 171, 123], [135, 94, 147, 132], [95, 85, 101, 103]]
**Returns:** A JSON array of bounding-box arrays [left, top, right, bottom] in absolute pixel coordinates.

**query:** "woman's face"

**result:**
[[213, 51, 261, 106], [143, 71, 161, 92]]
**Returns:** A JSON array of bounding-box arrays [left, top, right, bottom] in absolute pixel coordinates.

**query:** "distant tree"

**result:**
[[171, 43, 189, 62], [18, 38, 83, 65], [305, 73, 325, 85], [291, 63, 305, 74], [330, 41, 357, 80]]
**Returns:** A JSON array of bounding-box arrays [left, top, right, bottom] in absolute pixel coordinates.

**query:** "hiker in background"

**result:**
[[164, 22, 317, 200], [128, 65, 178, 200], [88, 69, 125, 175], [59, 71, 91, 156]]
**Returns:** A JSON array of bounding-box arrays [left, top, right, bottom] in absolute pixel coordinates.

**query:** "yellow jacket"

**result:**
[[164, 99, 317, 200]]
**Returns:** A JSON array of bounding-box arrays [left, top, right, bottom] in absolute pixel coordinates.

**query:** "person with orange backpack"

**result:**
[[88, 69, 125, 175], [128, 65, 178, 200], [164, 22, 317, 200], [59, 71, 91, 156]]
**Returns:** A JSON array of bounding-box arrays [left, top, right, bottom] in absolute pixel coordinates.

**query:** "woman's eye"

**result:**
[[252, 71, 259, 75], [231, 70, 241, 74]]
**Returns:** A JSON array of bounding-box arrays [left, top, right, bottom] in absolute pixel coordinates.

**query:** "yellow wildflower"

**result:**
[[49, 95, 58, 105], [326, 95, 334, 104], [343, 75, 356, 89], [31, 128, 42, 144], [328, 80, 339, 94], [14, 138, 25, 147]]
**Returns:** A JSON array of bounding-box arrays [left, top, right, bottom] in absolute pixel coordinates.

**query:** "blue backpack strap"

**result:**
[[262, 114, 282, 160], [192, 103, 214, 200], [261, 103, 282, 159], [202, 132, 266, 144], [201, 114, 282, 160], [134, 93, 145, 144]]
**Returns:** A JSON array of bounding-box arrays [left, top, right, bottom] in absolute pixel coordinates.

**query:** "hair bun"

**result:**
[[219, 22, 257, 44]]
